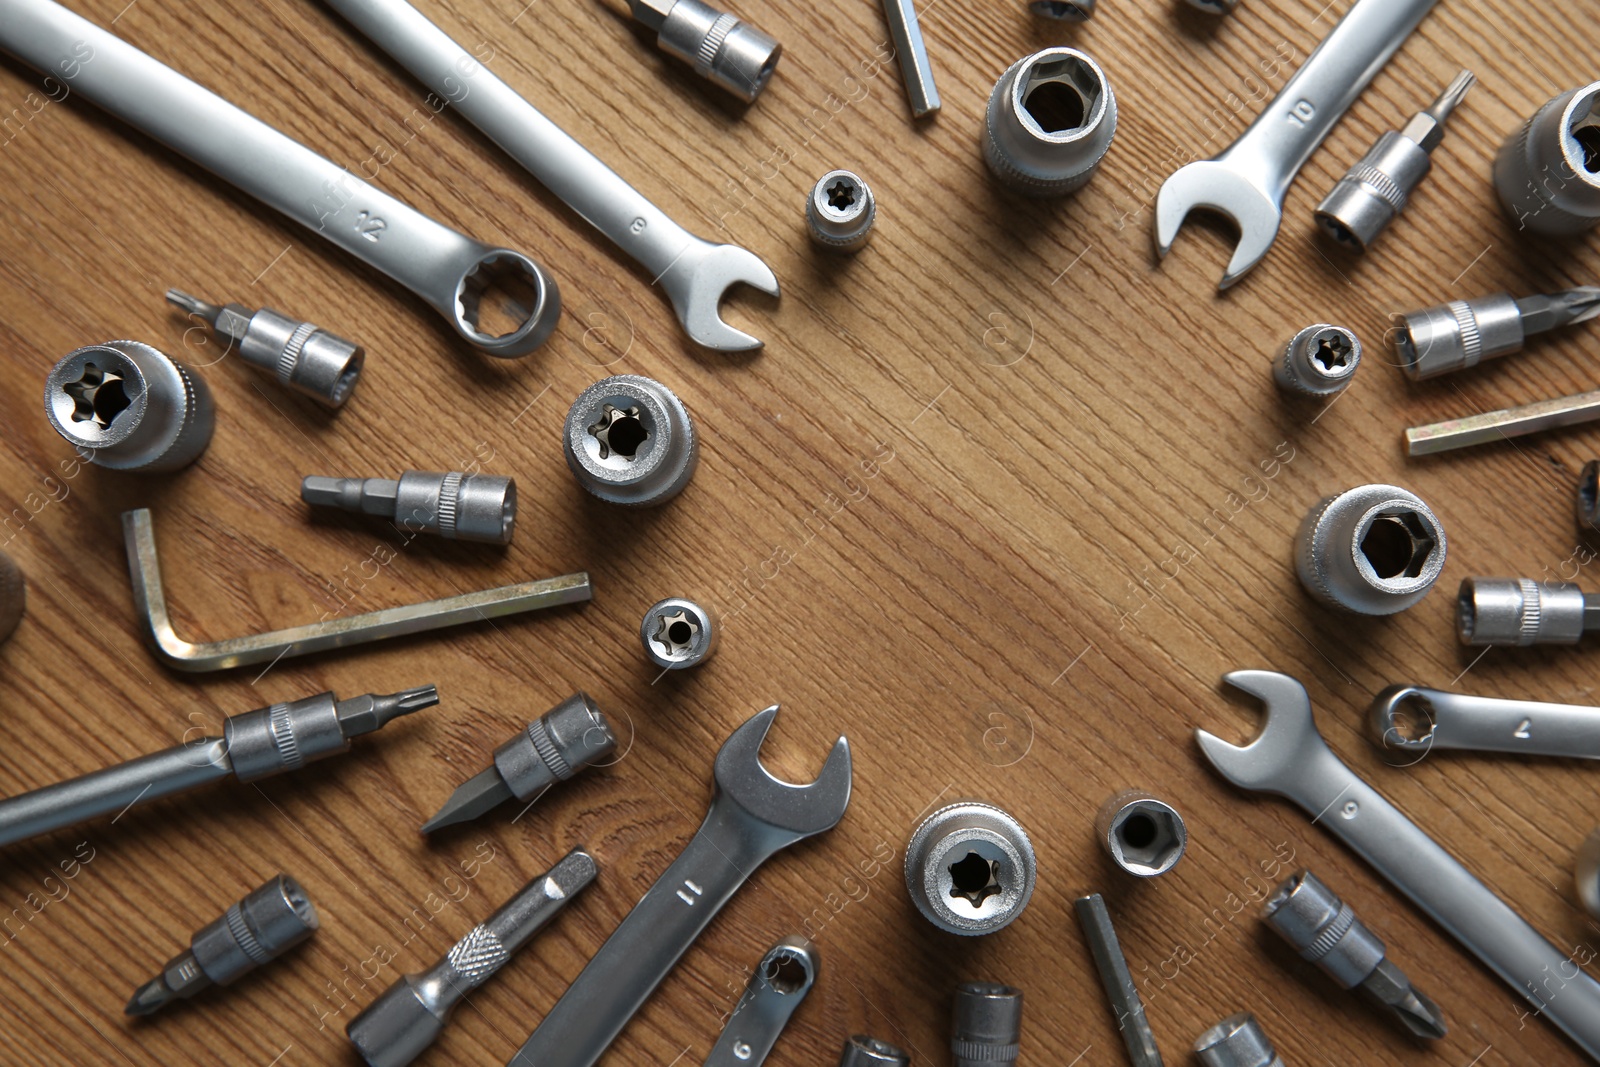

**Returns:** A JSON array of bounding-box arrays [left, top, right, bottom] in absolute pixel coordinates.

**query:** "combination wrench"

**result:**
[[703, 936, 818, 1067], [1372, 685, 1600, 761], [323, 0, 780, 352], [0, 0, 557, 358], [1198, 671, 1600, 1060], [508, 706, 850, 1067], [1155, 0, 1437, 289]]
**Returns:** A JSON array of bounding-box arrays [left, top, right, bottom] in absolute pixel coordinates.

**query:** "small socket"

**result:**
[[627, 0, 780, 102], [807, 170, 876, 252], [1494, 82, 1600, 237], [1578, 827, 1600, 921], [838, 1035, 910, 1067], [564, 375, 698, 507], [1295, 485, 1447, 616], [905, 800, 1036, 936], [951, 982, 1022, 1067], [1193, 1013, 1283, 1067], [44, 341, 215, 473], [1456, 577, 1587, 646], [1094, 789, 1187, 877], [1274, 324, 1361, 397], [302, 471, 517, 545], [1029, 0, 1093, 20], [984, 47, 1116, 196], [640, 597, 717, 669]]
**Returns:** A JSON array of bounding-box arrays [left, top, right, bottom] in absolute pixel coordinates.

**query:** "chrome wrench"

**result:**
[[0, 0, 556, 358], [1199, 671, 1600, 1059], [508, 707, 850, 1067], [1372, 685, 1600, 761], [323, 0, 780, 352], [704, 936, 818, 1067], [1156, 0, 1437, 289]]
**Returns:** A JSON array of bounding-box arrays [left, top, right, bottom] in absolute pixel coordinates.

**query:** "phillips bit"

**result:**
[[1264, 870, 1447, 1040], [1396, 284, 1600, 380], [422, 693, 616, 834], [302, 471, 517, 545]]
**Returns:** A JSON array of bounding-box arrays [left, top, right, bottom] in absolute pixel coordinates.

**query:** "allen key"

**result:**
[[122, 509, 591, 672], [1074, 894, 1163, 1067]]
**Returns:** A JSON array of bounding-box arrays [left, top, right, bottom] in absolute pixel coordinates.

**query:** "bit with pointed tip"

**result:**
[[421, 693, 616, 834], [1395, 284, 1600, 380]]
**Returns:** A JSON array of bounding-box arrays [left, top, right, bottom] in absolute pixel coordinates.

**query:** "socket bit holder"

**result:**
[[0, 550, 23, 645], [905, 800, 1036, 936], [1295, 484, 1447, 616], [1455, 576, 1599, 646], [951, 982, 1022, 1067], [302, 470, 517, 545], [838, 1035, 910, 1066], [1193, 1013, 1282, 1067], [1395, 286, 1600, 380], [1094, 789, 1187, 877], [1494, 81, 1600, 237], [626, 0, 779, 102], [564, 374, 698, 507], [641, 597, 717, 669], [126, 874, 319, 1015], [984, 47, 1116, 196], [807, 170, 876, 252], [166, 288, 363, 409], [44, 341, 214, 472], [1274, 324, 1361, 397], [1579, 827, 1600, 921]]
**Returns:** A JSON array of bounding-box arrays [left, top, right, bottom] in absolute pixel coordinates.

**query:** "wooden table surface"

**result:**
[[2, 0, 1598, 1063]]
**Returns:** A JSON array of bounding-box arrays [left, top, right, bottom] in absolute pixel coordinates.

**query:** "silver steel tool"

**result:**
[[1407, 387, 1600, 455], [984, 48, 1116, 197], [1372, 684, 1600, 760], [642, 598, 718, 670], [302, 470, 517, 545], [905, 800, 1036, 935], [45, 342, 214, 473], [1094, 789, 1187, 878], [1274, 324, 1361, 398], [951, 981, 1022, 1067], [1264, 869, 1447, 1039], [564, 375, 698, 506], [0, 550, 25, 645], [1456, 576, 1599, 646], [0, 0, 557, 358], [625, 0, 780, 102], [880, 0, 940, 116], [422, 693, 617, 833], [1495, 81, 1600, 237], [323, 0, 778, 352], [1294, 485, 1447, 616], [508, 706, 850, 1067], [807, 171, 877, 252], [0, 686, 435, 850], [124, 508, 590, 672], [167, 289, 364, 409], [1074, 894, 1162, 1067], [1579, 828, 1600, 921], [1395, 285, 1600, 380], [128, 874, 319, 1015], [1315, 71, 1474, 250], [703, 936, 818, 1067], [347, 849, 597, 1067], [1155, 0, 1437, 288], [1198, 670, 1600, 1057], [838, 1036, 910, 1066], [1192, 1014, 1282, 1067]]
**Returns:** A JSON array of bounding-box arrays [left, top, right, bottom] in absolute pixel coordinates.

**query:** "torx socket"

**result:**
[[1094, 789, 1187, 877], [1295, 484, 1447, 616], [1494, 81, 1600, 237], [626, 0, 779, 102], [951, 982, 1022, 1067], [807, 170, 876, 252], [641, 597, 718, 669], [905, 800, 1036, 936], [984, 47, 1116, 196], [302, 470, 517, 545], [564, 374, 698, 507], [44, 341, 214, 472], [167, 288, 363, 408], [838, 1035, 911, 1066], [1193, 1013, 1283, 1067], [1456, 576, 1594, 646], [0, 550, 24, 645], [1274, 324, 1361, 397]]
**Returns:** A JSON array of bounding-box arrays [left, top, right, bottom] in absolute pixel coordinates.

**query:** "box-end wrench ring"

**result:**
[[1198, 670, 1600, 1059], [0, 0, 558, 358], [1372, 685, 1600, 761], [703, 936, 818, 1067]]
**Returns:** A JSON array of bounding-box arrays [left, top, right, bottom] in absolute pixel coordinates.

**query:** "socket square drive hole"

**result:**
[[1112, 804, 1182, 872], [948, 851, 1002, 907], [588, 403, 649, 461], [1022, 56, 1100, 134], [65, 362, 133, 427], [1361, 510, 1435, 580]]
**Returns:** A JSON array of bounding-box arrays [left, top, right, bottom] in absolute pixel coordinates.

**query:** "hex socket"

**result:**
[[952, 981, 1022, 1067], [1395, 294, 1523, 380], [1494, 82, 1600, 237], [564, 375, 698, 507], [983, 47, 1116, 196], [838, 1035, 910, 1066], [1456, 577, 1586, 646], [192, 874, 319, 986], [905, 800, 1036, 935], [1193, 1013, 1283, 1067], [44, 341, 214, 472], [1094, 789, 1187, 877], [1295, 485, 1447, 615]]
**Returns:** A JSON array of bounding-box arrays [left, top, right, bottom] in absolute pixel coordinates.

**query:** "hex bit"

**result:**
[[1074, 894, 1163, 1067]]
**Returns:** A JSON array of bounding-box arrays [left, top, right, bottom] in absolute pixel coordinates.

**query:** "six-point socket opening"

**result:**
[[1018, 53, 1104, 138], [1359, 509, 1438, 582]]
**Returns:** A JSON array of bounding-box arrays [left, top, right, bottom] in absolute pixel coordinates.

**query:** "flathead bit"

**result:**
[[1359, 958, 1448, 1041], [336, 685, 440, 739], [421, 766, 514, 834]]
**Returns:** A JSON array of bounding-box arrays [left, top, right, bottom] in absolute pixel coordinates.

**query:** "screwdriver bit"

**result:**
[[1395, 284, 1600, 380], [0, 686, 436, 849], [167, 288, 364, 408], [127, 874, 319, 1015], [302, 470, 517, 545], [1264, 869, 1447, 1040], [422, 693, 616, 833]]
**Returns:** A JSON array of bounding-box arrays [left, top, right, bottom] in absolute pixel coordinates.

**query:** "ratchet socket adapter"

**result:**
[[44, 340, 214, 473], [1295, 485, 1447, 616], [984, 47, 1116, 196], [1494, 81, 1600, 237], [627, 0, 780, 103]]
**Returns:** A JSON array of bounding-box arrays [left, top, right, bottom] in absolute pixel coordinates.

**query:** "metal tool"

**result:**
[[0, 0, 557, 358], [626, 0, 779, 102], [642, 598, 718, 670], [984, 48, 1117, 197], [1074, 894, 1162, 1067], [1407, 386, 1600, 455], [1198, 670, 1600, 1056], [1372, 684, 1600, 760], [422, 693, 617, 833], [838, 1036, 910, 1066], [1192, 1014, 1282, 1067], [1578, 828, 1600, 921], [44, 342, 214, 473], [1580, 460, 1600, 528], [323, 0, 778, 352], [347, 849, 597, 1067], [508, 706, 850, 1067], [1094, 789, 1186, 878], [1495, 81, 1600, 237], [880, 0, 940, 116], [905, 800, 1036, 935], [564, 375, 698, 507], [1264, 869, 1447, 1039], [123, 508, 590, 672], [0, 685, 433, 850], [1155, 0, 1437, 288], [1315, 70, 1474, 250], [1395, 285, 1600, 380], [951, 981, 1022, 1067], [1456, 576, 1599, 646], [1294, 485, 1446, 615], [0, 550, 25, 645], [303, 470, 517, 545], [807, 171, 877, 252], [703, 936, 818, 1067], [166, 289, 364, 409], [127, 874, 319, 1015], [1274, 324, 1361, 397], [1030, 0, 1093, 20]]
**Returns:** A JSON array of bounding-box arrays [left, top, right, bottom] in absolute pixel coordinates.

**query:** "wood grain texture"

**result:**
[[0, 0, 1598, 1063]]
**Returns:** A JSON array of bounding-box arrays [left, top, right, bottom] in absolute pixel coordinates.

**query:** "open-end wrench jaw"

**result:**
[[1197, 670, 1325, 795], [660, 242, 780, 352], [1154, 162, 1283, 291], [715, 705, 851, 837]]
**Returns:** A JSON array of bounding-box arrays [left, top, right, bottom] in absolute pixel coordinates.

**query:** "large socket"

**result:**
[[905, 800, 1036, 935], [44, 341, 214, 472], [983, 47, 1116, 196], [1295, 485, 1447, 615], [1494, 81, 1600, 237], [564, 375, 698, 507]]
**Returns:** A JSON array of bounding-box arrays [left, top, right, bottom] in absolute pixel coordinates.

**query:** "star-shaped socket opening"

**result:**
[[587, 403, 649, 461], [948, 851, 1002, 908], [651, 609, 699, 658], [1312, 333, 1353, 371], [63, 362, 133, 428], [826, 178, 858, 213]]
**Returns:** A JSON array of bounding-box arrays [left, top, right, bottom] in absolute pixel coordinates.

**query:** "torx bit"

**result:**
[[127, 874, 319, 1015], [166, 288, 364, 408], [1395, 284, 1600, 380], [422, 693, 615, 833], [1074, 894, 1163, 1067], [1264, 870, 1448, 1040], [0, 686, 436, 849], [302, 471, 517, 545], [347, 849, 596, 1067]]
